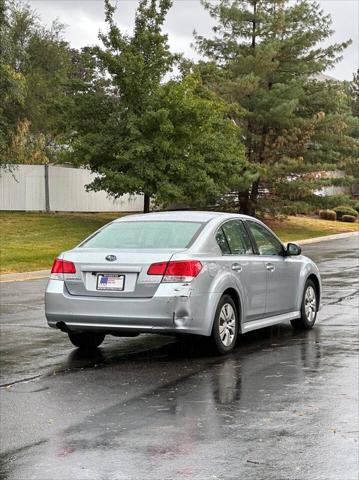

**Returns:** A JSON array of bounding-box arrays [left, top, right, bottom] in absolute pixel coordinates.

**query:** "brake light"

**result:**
[[147, 260, 202, 283], [147, 262, 168, 275], [50, 258, 76, 279]]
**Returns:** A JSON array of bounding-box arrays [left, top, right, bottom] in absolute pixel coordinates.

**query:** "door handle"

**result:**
[[231, 263, 242, 272], [266, 263, 275, 272]]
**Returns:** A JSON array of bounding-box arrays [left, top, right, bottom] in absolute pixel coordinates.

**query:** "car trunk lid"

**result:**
[[62, 248, 180, 298]]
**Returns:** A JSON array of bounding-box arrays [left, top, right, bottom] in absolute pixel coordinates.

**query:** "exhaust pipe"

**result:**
[[56, 321, 71, 333]]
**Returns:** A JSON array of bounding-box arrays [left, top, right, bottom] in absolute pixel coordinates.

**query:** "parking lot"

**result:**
[[0, 237, 358, 480]]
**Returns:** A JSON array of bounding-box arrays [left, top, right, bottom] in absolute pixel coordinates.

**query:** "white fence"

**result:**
[[0, 165, 144, 212]]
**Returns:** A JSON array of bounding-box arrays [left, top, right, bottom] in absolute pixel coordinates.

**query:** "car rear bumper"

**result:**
[[45, 279, 218, 336]]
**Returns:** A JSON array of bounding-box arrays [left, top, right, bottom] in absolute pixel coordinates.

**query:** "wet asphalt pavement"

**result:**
[[0, 237, 358, 480]]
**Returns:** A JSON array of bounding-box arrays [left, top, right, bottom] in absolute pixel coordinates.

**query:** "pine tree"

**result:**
[[196, 0, 356, 214], [344, 70, 359, 189]]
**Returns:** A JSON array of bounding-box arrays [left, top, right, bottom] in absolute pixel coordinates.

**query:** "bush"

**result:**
[[314, 194, 357, 211], [334, 205, 358, 220], [281, 202, 310, 216], [319, 209, 337, 220], [342, 214, 356, 223]]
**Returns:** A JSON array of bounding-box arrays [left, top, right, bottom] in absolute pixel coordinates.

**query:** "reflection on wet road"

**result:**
[[0, 237, 358, 480]]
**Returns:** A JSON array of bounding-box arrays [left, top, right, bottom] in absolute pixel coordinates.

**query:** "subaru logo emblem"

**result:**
[[105, 255, 117, 262]]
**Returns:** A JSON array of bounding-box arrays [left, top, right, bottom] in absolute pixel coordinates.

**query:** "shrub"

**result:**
[[342, 214, 356, 223], [315, 194, 357, 211], [281, 202, 310, 216], [319, 209, 337, 220], [334, 205, 358, 220]]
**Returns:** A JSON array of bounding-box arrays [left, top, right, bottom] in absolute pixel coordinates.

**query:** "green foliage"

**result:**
[[319, 210, 336, 221], [341, 214, 356, 223], [8, 118, 48, 164], [347, 70, 359, 120], [0, 0, 26, 167], [0, 64, 26, 169], [313, 193, 357, 211], [0, 0, 72, 167], [333, 205, 358, 220], [343, 71, 359, 185], [64, 0, 248, 211], [1, 0, 357, 216], [195, 0, 356, 215], [280, 202, 311, 216]]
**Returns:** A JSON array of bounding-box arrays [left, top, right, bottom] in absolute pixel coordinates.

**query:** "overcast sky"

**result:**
[[28, 0, 358, 81]]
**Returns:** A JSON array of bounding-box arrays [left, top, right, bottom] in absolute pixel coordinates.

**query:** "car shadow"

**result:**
[[63, 322, 320, 373]]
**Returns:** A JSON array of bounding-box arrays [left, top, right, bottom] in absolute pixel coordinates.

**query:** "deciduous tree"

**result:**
[[1, 0, 72, 167], [65, 0, 248, 211]]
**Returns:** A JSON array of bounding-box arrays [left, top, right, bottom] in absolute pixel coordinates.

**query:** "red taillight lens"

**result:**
[[147, 260, 202, 282], [51, 259, 63, 274], [62, 260, 76, 274], [51, 258, 76, 275], [147, 262, 168, 275], [165, 260, 202, 278]]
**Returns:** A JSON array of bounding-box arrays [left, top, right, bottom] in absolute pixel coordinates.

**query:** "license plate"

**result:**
[[96, 274, 125, 291]]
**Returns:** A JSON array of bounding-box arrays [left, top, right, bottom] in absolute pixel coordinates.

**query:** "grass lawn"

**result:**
[[265, 215, 358, 242], [1, 211, 358, 274], [0, 211, 121, 274]]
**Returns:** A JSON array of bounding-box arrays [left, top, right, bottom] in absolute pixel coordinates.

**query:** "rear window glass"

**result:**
[[81, 221, 203, 249]]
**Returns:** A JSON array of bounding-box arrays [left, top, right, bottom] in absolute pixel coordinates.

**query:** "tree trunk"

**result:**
[[238, 189, 251, 215], [250, 178, 260, 216], [251, 1, 257, 49], [238, 0, 257, 218], [143, 193, 150, 213]]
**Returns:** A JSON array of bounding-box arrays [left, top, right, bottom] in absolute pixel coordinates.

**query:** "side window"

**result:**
[[216, 227, 231, 255], [247, 221, 284, 256], [221, 220, 254, 255]]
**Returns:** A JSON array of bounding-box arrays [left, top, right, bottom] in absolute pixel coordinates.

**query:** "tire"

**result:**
[[291, 279, 318, 330], [209, 294, 239, 355], [68, 332, 105, 349]]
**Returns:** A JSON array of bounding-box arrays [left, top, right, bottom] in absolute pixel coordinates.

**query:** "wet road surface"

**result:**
[[0, 237, 358, 480]]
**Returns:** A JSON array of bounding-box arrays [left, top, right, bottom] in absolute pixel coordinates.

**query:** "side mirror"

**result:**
[[286, 242, 301, 256]]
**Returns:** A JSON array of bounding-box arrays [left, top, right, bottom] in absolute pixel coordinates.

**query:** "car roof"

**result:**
[[113, 211, 254, 223]]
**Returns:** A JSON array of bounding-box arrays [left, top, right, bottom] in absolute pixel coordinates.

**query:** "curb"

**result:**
[[295, 231, 358, 245], [0, 231, 358, 284], [0, 270, 50, 284]]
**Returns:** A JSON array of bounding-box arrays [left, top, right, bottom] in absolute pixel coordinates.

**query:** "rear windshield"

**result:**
[[81, 221, 203, 249]]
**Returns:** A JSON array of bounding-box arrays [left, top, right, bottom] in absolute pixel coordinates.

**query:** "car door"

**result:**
[[245, 220, 299, 317], [216, 220, 266, 321]]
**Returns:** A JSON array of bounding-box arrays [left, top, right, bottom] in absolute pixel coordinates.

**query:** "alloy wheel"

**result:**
[[304, 285, 317, 322], [218, 303, 236, 347]]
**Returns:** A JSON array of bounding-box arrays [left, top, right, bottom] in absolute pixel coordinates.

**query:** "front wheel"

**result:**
[[291, 279, 318, 330], [68, 332, 105, 349], [210, 295, 239, 355]]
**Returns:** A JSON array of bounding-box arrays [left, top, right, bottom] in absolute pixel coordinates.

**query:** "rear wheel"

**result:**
[[68, 332, 105, 349], [291, 279, 318, 330], [210, 295, 239, 355]]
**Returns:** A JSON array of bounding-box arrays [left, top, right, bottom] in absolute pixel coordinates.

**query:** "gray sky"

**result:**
[[28, 0, 358, 80]]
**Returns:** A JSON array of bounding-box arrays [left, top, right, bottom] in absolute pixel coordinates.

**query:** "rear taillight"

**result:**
[[147, 262, 168, 275], [50, 258, 76, 279], [147, 260, 202, 283]]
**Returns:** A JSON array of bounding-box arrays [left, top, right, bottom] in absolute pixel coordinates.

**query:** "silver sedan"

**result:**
[[45, 211, 321, 355]]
